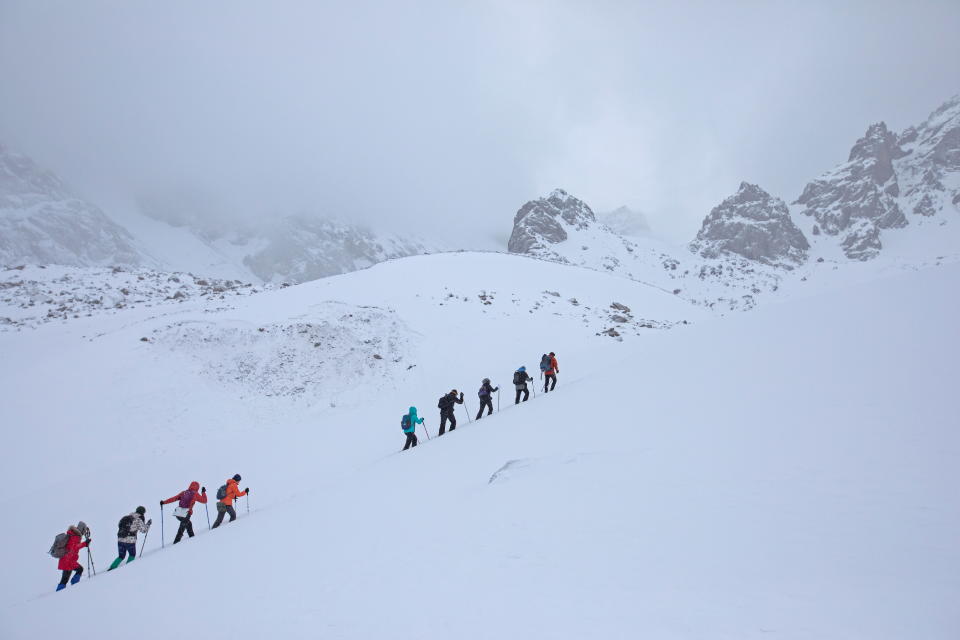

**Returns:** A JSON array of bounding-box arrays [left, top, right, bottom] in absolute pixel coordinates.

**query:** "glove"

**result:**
[[459, 392, 464, 399], [244, 487, 250, 494], [147, 519, 153, 526], [201, 487, 207, 494], [160, 500, 164, 507]]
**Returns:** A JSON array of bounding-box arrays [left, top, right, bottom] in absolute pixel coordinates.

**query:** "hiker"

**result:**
[[513, 366, 532, 404], [402, 406, 424, 450], [54, 521, 91, 591], [476, 378, 499, 419], [438, 389, 464, 435], [212, 474, 249, 528], [108, 506, 151, 570], [161, 481, 207, 543], [543, 352, 559, 393]]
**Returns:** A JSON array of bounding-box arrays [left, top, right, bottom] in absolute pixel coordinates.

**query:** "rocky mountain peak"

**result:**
[[690, 182, 808, 266], [507, 188, 596, 254], [847, 122, 905, 184]]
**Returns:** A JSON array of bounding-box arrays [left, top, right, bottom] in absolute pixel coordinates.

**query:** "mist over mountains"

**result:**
[[1, 94, 958, 297]]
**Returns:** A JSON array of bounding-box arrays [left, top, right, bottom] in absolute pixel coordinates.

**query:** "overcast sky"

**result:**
[[1, 0, 958, 245]]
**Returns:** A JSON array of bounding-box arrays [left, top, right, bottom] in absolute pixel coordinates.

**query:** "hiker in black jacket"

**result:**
[[513, 367, 532, 404], [475, 378, 499, 419], [438, 389, 464, 435]]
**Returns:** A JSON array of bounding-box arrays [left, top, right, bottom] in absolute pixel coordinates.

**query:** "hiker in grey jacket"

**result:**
[[108, 507, 151, 570]]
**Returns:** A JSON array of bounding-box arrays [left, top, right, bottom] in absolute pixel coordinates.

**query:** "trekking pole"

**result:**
[[463, 398, 472, 424], [205, 501, 211, 530], [422, 419, 431, 440], [497, 389, 500, 413], [140, 528, 149, 557], [87, 545, 96, 577], [160, 503, 165, 548], [246, 494, 250, 514]]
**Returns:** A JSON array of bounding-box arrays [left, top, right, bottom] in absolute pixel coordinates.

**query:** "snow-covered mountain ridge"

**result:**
[[508, 95, 960, 310]]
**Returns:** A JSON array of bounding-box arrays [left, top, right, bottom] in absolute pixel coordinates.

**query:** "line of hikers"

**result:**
[[402, 352, 559, 450], [48, 474, 250, 592]]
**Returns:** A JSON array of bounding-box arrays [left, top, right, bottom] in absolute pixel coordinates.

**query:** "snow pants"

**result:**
[[173, 514, 194, 542], [544, 373, 556, 393], [403, 432, 418, 450], [212, 503, 237, 528], [514, 386, 529, 404], [59, 566, 82, 586], [476, 396, 493, 419], [117, 541, 136, 560], [439, 410, 456, 435]]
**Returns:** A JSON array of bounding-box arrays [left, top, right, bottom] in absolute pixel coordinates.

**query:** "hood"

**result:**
[[227, 478, 238, 487], [189, 481, 200, 491], [408, 406, 417, 414]]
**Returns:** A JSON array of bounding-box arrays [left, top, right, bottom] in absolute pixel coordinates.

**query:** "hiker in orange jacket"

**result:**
[[212, 474, 249, 528], [161, 481, 207, 543]]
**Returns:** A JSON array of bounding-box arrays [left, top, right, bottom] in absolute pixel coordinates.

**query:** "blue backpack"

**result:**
[[401, 414, 411, 431]]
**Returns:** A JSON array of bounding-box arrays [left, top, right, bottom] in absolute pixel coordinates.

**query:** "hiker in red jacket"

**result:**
[[161, 481, 207, 543], [543, 352, 559, 393], [56, 521, 91, 591]]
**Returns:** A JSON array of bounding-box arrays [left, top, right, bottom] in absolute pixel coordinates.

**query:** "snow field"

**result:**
[[1, 252, 957, 638]]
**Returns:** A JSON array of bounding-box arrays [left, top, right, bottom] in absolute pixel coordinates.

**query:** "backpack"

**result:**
[[117, 514, 134, 538], [438, 395, 449, 410], [540, 354, 550, 372], [401, 414, 411, 431], [49, 532, 69, 559], [216, 484, 228, 500], [478, 384, 488, 397], [179, 489, 196, 508], [513, 371, 523, 385]]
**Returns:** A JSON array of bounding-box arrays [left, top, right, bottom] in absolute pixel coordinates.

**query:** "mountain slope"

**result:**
[[0, 145, 147, 268], [1, 252, 956, 639]]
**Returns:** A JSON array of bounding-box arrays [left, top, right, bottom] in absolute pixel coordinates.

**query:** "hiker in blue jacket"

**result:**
[[402, 406, 424, 450]]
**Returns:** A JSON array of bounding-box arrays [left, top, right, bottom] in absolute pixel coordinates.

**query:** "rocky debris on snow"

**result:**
[[692, 182, 809, 266], [152, 304, 412, 399], [0, 265, 265, 330]]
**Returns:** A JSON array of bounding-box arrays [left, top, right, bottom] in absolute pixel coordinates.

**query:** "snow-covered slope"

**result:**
[[0, 250, 956, 639], [0, 145, 148, 268]]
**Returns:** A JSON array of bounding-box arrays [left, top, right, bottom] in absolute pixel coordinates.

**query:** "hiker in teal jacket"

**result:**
[[402, 406, 424, 450]]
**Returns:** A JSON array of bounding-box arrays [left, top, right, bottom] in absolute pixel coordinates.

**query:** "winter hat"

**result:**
[[450, 389, 458, 395], [135, 506, 146, 516], [549, 352, 555, 356], [233, 474, 242, 482], [518, 366, 526, 372], [482, 378, 490, 384], [77, 521, 89, 536]]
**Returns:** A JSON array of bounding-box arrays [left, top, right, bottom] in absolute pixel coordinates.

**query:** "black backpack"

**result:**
[[438, 395, 449, 410], [117, 514, 134, 537], [513, 371, 523, 385], [216, 484, 228, 500]]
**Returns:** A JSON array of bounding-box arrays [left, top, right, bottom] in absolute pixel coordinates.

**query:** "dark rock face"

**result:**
[[691, 182, 809, 266], [794, 122, 907, 260], [508, 189, 596, 255]]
